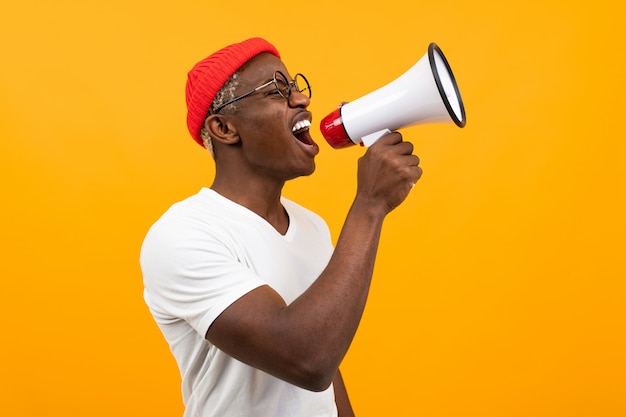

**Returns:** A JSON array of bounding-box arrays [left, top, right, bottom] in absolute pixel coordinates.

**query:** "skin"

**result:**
[[203, 53, 422, 415]]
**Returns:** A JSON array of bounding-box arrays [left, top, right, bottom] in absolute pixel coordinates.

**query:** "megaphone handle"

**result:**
[[361, 129, 391, 147]]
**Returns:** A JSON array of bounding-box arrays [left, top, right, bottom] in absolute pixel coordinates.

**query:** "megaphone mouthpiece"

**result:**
[[320, 42, 466, 149], [320, 106, 353, 149]]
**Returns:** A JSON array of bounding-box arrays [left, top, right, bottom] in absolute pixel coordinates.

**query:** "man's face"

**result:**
[[226, 53, 319, 181]]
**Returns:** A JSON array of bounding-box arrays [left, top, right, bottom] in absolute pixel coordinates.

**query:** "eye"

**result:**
[[275, 83, 290, 96], [272, 72, 292, 97]]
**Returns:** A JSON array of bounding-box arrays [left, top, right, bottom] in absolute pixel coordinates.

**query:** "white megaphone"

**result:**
[[320, 43, 466, 149]]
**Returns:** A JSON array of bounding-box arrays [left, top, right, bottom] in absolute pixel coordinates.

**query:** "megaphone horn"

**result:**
[[320, 43, 466, 149]]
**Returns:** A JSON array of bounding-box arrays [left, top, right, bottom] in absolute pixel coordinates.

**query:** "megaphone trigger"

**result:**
[[362, 129, 392, 147]]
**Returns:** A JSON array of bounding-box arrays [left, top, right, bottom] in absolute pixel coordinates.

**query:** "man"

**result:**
[[140, 37, 422, 417]]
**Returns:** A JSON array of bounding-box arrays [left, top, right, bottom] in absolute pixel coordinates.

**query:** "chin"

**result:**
[[303, 161, 316, 176], [289, 162, 316, 180]]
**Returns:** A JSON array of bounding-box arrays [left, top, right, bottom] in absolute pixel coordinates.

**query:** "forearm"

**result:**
[[279, 199, 385, 386], [334, 369, 356, 417]]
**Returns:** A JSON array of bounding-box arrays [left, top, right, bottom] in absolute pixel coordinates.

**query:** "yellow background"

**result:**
[[1, 0, 624, 416]]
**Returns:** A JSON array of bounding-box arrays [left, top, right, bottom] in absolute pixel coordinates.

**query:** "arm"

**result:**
[[334, 369, 356, 417], [207, 132, 422, 391]]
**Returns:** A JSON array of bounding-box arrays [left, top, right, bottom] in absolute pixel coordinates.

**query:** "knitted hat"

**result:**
[[185, 37, 281, 146]]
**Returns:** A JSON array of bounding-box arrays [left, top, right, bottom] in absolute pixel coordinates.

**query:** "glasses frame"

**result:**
[[212, 70, 311, 115]]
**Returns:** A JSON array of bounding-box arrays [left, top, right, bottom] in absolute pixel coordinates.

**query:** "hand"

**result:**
[[355, 131, 422, 215]]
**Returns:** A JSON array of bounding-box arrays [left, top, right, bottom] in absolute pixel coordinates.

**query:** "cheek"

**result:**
[[238, 110, 289, 151], [238, 122, 283, 160]]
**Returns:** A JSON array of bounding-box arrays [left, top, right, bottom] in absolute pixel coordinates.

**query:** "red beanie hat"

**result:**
[[185, 37, 280, 146]]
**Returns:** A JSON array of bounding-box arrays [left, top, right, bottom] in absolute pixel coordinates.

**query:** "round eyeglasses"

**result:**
[[213, 71, 311, 114]]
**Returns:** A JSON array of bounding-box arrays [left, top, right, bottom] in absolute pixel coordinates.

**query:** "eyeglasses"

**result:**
[[213, 70, 311, 114]]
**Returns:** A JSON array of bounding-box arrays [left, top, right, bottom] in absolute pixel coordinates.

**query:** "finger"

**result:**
[[404, 154, 420, 166], [386, 139, 415, 157], [413, 166, 423, 182], [375, 131, 403, 146]]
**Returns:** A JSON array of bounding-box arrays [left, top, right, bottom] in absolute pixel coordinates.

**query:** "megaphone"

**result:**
[[320, 43, 466, 149]]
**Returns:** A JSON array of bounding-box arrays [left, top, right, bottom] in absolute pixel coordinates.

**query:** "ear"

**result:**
[[204, 114, 240, 145]]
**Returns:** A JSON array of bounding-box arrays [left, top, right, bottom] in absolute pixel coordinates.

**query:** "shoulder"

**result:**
[[140, 189, 234, 263], [145, 188, 240, 236]]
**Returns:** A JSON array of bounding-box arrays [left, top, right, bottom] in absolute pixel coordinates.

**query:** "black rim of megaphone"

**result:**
[[428, 43, 466, 128]]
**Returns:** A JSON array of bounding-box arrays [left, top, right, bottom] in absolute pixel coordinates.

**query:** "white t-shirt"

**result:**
[[140, 188, 337, 417]]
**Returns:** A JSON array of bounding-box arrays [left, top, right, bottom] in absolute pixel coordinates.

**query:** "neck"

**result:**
[[211, 175, 289, 234]]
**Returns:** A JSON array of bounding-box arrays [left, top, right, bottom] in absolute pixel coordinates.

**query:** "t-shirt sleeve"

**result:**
[[140, 217, 267, 339]]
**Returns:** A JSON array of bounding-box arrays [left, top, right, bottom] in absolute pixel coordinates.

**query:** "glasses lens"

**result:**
[[273, 71, 290, 98], [294, 73, 311, 98]]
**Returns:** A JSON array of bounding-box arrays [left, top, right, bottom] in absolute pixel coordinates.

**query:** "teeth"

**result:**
[[292, 119, 311, 133]]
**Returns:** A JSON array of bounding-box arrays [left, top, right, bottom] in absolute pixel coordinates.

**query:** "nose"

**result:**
[[289, 89, 310, 108]]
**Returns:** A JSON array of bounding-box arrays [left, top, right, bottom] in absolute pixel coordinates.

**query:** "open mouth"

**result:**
[[292, 119, 314, 146]]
